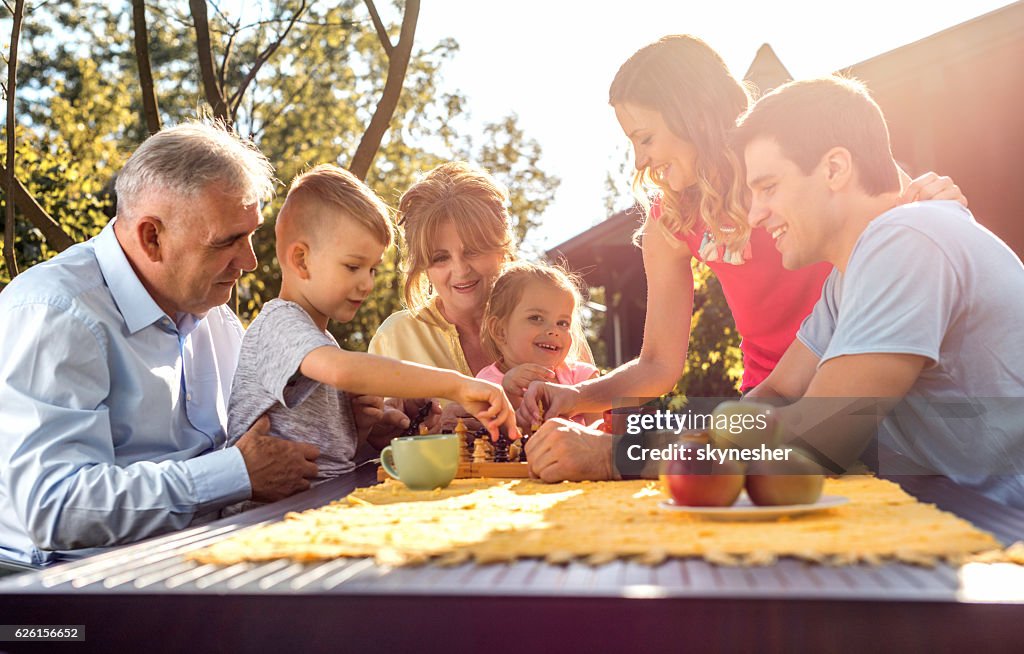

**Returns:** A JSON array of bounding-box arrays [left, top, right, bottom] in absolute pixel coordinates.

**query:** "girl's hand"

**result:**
[[454, 379, 521, 441], [501, 364, 555, 407], [518, 381, 582, 428], [901, 172, 967, 206]]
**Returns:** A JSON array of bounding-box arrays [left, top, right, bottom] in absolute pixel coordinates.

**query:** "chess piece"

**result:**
[[402, 400, 434, 436], [472, 437, 492, 463], [455, 418, 472, 462], [493, 430, 511, 463]]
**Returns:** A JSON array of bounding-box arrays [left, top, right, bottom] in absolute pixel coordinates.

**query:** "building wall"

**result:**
[[851, 6, 1024, 256]]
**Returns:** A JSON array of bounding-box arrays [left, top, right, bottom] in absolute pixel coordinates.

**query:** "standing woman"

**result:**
[[522, 35, 965, 478]]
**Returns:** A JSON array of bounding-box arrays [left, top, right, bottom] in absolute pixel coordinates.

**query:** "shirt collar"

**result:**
[[94, 220, 172, 334]]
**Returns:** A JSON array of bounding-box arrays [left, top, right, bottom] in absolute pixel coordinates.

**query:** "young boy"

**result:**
[[226, 165, 517, 503]]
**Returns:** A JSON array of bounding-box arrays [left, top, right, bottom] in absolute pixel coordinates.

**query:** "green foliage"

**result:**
[[662, 261, 743, 409], [2, 1, 560, 351]]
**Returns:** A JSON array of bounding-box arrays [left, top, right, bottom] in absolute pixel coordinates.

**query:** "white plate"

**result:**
[[658, 493, 848, 521]]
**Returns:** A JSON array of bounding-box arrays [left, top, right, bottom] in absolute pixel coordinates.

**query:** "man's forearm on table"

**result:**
[[17, 448, 251, 551]]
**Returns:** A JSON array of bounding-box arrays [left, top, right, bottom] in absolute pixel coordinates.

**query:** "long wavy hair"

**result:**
[[609, 35, 752, 247]]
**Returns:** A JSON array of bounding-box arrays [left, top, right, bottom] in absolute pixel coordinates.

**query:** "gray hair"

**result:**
[[115, 120, 276, 219]]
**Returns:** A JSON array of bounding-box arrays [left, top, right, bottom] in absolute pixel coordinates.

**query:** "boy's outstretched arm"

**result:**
[[299, 347, 519, 441]]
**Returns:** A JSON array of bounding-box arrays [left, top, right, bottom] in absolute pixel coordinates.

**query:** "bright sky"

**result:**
[[411, 0, 1016, 252]]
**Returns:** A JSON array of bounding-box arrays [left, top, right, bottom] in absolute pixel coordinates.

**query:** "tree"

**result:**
[[2, 1, 561, 357]]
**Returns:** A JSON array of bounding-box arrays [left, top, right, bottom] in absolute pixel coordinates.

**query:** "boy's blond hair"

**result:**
[[481, 261, 585, 365], [277, 164, 394, 256]]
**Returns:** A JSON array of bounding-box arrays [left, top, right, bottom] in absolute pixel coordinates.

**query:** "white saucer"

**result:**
[[658, 493, 848, 521]]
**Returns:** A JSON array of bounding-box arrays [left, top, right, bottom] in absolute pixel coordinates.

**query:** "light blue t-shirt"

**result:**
[[798, 201, 1024, 508]]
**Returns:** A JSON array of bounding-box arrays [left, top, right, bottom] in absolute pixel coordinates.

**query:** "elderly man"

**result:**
[[0, 122, 319, 566]]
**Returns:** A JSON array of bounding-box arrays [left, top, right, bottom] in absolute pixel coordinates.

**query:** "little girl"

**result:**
[[478, 261, 599, 425]]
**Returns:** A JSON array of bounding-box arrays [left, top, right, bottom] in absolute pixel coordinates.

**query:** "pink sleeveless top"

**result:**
[[653, 199, 831, 390]]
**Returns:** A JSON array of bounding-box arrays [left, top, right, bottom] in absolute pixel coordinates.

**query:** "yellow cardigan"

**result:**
[[368, 297, 472, 376]]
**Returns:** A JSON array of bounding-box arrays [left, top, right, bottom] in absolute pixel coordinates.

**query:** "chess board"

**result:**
[[378, 415, 534, 483]]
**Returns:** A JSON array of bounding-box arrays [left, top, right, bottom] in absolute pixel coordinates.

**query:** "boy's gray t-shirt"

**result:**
[[227, 299, 358, 482], [797, 200, 1024, 508]]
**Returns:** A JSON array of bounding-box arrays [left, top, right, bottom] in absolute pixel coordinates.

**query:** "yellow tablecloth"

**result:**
[[190, 476, 1002, 567]]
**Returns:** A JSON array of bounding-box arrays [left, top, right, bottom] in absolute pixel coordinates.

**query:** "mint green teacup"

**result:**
[[380, 434, 459, 490]]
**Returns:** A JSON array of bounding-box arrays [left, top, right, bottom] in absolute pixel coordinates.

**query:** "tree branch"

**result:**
[[4, 0, 25, 278], [131, 0, 161, 135], [219, 28, 236, 92], [0, 159, 74, 253], [362, 0, 393, 57], [208, 0, 231, 25], [189, 0, 229, 124], [252, 62, 325, 137], [234, 16, 358, 32], [227, 0, 308, 118], [349, 0, 420, 179]]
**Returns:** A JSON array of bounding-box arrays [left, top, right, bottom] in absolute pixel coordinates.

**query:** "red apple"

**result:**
[[745, 447, 824, 506], [664, 455, 745, 507]]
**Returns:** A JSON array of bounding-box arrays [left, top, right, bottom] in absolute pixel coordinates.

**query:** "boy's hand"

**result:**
[[235, 415, 320, 503], [454, 378, 520, 442], [501, 364, 555, 407]]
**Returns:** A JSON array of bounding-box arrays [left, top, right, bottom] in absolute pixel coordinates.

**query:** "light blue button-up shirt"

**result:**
[[0, 222, 252, 565]]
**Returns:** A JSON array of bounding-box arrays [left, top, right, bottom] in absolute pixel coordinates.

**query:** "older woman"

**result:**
[[370, 162, 593, 430], [369, 162, 516, 376], [369, 163, 529, 429]]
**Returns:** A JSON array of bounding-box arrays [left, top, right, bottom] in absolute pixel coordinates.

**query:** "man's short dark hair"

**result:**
[[731, 76, 900, 195]]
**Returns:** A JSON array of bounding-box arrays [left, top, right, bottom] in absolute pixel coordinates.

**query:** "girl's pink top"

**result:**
[[652, 199, 831, 390], [477, 360, 598, 424]]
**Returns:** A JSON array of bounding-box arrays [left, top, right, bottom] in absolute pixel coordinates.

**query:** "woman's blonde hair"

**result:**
[[398, 162, 517, 313], [609, 35, 752, 247], [480, 261, 585, 366]]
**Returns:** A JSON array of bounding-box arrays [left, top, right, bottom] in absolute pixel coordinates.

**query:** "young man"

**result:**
[[735, 76, 1024, 508]]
